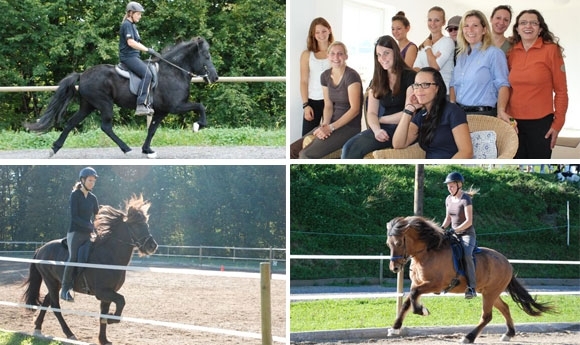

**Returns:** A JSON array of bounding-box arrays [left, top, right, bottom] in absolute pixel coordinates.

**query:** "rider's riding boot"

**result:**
[[135, 104, 151, 116], [60, 266, 75, 302], [465, 287, 477, 299]]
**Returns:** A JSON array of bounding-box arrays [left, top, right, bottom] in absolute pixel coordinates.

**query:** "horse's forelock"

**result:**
[[386, 217, 407, 237]]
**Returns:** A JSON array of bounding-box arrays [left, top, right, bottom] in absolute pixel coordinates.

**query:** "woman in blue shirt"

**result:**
[[450, 10, 510, 119], [119, 1, 158, 116], [60, 167, 100, 302], [392, 67, 473, 159]]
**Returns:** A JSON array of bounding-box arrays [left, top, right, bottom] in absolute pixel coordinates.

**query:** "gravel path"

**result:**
[[0, 146, 286, 159]]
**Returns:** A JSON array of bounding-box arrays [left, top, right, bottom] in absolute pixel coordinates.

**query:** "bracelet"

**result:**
[[302, 102, 309, 109], [329, 124, 335, 133], [403, 109, 414, 116], [424, 45, 432, 50]]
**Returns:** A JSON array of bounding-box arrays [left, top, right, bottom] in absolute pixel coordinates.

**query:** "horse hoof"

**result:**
[[422, 306, 430, 316], [193, 122, 200, 132], [33, 329, 42, 337], [144, 151, 157, 159], [48, 149, 56, 158], [388, 328, 400, 337], [460, 337, 473, 343], [68, 335, 78, 340], [500, 334, 511, 342]]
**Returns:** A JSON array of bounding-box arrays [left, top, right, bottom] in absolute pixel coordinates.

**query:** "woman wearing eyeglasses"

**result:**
[[450, 10, 510, 118], [413, 6, 455, 93], [507, 9, 568, 159], [392, 67, 473, 159]]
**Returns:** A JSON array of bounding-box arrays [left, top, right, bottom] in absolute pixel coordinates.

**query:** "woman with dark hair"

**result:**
[[60, 167, 100, 302], [341, 35, 415, 159], [392, 67, 473, 158], [391, 11, 417, 67], [299, 17, 334, 136], [507, 9, 568, 159], [490, 5, 513, 53]]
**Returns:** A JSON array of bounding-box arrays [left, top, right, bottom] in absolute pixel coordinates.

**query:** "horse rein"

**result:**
[[153, 41, 210, 80]]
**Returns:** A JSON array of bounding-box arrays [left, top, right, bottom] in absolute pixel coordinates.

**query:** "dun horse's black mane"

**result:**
[[94, 195, 150, 240], [388, 216, 449, 251]]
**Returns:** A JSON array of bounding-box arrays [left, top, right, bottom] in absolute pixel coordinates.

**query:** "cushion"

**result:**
[[470, 130, 497, 159]]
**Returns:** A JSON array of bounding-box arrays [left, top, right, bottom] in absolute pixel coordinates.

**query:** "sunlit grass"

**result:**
[[0, 331, 63, 345], [291, 295, 580, 332], [0, 126, 285, 150]]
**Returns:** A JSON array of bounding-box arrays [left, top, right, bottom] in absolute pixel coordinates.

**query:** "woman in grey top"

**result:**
[[441, 172, 478, 299]]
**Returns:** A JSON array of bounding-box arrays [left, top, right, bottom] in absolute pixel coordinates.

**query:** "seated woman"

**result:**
[[341, 35, 415, 159], [392, 67, 473, 159], [290, 41, 363, 159]]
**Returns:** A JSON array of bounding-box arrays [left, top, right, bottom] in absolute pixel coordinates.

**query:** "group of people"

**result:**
[[292, 5, 568, 159]]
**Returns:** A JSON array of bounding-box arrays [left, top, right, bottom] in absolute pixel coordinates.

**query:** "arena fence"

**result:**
[[0, 255, 286, 344]]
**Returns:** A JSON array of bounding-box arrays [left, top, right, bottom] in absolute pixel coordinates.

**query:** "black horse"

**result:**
[[25, 37, 218, 158], [23, 195, 158, 345]]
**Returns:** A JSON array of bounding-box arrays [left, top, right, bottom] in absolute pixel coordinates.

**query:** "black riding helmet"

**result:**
[[79, 167, 98, 180], [443, 172, 464, 184]]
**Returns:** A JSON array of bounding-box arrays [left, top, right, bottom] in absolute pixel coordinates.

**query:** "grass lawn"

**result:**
[[290, 295, 580, 332], [0, 331, 63, 345], [0, 126, 285, 150]]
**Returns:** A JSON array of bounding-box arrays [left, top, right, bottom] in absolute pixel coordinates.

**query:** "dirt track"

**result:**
[[0, 261, 286, 345]]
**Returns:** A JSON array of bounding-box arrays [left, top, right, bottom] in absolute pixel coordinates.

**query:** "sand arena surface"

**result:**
[[0, 261, 286, 345]]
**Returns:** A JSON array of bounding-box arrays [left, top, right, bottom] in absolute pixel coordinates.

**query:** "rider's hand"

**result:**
[[147, 48, 160, 57]]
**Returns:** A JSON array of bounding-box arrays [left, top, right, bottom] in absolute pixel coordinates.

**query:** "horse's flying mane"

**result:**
[[388, 216, 448, 251], [94, 194, 150, 239]]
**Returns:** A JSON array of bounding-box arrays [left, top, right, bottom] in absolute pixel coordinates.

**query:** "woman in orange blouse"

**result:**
[[507, 9, 568, 159]]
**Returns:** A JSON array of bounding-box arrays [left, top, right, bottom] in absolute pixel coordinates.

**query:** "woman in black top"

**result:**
[[119, 1, 158, 116], [341, 35, 416, 159], [60, 167, 100, 302]]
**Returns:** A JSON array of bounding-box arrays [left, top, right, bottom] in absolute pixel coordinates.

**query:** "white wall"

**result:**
[[288, 0, 579, 142]]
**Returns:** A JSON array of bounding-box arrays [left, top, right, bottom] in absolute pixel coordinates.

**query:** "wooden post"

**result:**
[[260, 262, 272, 345]]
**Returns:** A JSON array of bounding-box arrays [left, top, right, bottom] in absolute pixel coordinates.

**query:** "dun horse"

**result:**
[[22, 195, 158, 345], [25, 37, 218, 158], [386, 216, 553, 344]]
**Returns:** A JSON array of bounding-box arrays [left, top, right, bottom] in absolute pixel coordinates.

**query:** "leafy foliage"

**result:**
[[0, 0, 285, 131], [0, 166, 285, 248], [290, 165, 580, 280]]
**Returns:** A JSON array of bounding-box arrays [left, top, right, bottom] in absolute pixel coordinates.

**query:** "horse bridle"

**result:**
[[155, 54, 209, 79], [389, 235, 409, 264], [124, 223, 154, 252]]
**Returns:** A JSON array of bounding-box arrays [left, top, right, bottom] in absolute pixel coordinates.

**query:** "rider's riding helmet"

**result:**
[[79, 167, 99, 181], [126, 1, 145, 13], [443, 172, 464, 184]]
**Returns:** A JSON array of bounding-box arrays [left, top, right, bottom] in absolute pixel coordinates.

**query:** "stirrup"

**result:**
[[60, 289, 74, 302], [465, 287, 477, 299]]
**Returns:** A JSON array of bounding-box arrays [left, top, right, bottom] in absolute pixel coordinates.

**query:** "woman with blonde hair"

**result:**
[[450, 10, 510, 118]]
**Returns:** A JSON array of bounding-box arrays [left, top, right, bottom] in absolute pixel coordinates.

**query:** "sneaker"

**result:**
[[60, 289, 74, 302], [135, 104, 150, 116], [465, 287, 477, 299]]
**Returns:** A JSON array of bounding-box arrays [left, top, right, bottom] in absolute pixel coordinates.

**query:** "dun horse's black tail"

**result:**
[[506, 275, 554, 316], [22, 257, 43, 307], [24, 72, 81, 133]]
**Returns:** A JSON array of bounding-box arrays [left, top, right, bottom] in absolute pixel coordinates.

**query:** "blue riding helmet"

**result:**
[[79, 167, 98, 180], [444, 172, 464, 184]]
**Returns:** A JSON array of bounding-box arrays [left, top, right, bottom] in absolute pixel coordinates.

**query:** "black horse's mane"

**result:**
[[94, 195, 150, 241], [162, 37, 208, 62], [387, 216, 449, 251]]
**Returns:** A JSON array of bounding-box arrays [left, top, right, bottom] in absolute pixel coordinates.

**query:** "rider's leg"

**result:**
[[60, 231, 90, 302], [461, 234, 477, 299], [121, 57, 154, 115]]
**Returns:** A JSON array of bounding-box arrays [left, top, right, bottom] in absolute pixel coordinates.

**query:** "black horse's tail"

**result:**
[[24, 72, 81, 133], [22, 259, 43, 308], [505, 275, 554, 316]]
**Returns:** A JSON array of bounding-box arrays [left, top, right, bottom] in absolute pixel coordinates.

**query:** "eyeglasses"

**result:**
[[411, 82, 437, 90], [446, 27, 459, 32], [518, 20, 540, 27]]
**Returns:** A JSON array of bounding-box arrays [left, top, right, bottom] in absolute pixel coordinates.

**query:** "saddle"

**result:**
[[443, 231, 482, 293], [115, 62, 159, 97]]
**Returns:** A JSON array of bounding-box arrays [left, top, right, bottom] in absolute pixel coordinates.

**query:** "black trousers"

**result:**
[[515, 114, 554, 159]]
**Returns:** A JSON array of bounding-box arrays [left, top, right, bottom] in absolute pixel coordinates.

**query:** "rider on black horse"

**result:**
[[119, 1, 159, 116]]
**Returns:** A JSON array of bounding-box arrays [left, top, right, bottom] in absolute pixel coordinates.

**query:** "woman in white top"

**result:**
[[299, 17, 334, 135], [413, 6, 455, 93]]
